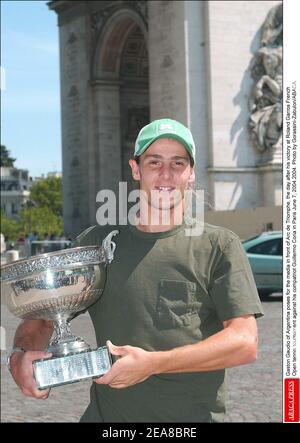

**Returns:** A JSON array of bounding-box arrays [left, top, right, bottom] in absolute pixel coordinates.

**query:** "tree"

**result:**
[[0, 209, 21, 241], [1, 176, 64, 243], [0, 145, 16, 167], [20, 206, 63, 238], [30, 176, 63, 217]]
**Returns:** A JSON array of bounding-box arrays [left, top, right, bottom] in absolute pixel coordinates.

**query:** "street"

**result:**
[[0, 294, 282, 423]]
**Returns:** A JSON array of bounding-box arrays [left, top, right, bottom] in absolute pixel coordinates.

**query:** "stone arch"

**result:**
[[91, 9, 148, 81], [91, 8, 149, 190]]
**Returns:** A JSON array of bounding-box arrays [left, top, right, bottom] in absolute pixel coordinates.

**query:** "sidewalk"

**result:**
[[1, 296, 282, 422]]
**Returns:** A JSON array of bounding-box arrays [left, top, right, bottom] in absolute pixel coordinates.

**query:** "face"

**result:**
[[129, 138, 195, 212]]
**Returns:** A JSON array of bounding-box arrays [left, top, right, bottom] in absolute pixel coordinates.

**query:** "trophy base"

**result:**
[[33, 346, 112, 390]]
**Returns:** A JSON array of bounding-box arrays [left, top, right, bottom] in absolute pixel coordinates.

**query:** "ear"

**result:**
[[129, 159, 141, 181], [188, 167, 195, 184]]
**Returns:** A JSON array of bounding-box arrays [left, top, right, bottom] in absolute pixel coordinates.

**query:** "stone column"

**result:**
[[148, 1, 187, 123], [58, 14, 91, 237], [258, 164, 282, 206], [183, 1, 210, 194], [148, 0, 209, 192], [89, 80, 122, 223]]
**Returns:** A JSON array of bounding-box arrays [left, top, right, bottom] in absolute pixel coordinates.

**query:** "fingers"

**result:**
[[21, 381, 51, 399], [93, 343, 151, 389], [11, 350, 53, 399], [37, 387, 51, 400], [26, 387, 51, 400], [94, 366, 118, 385], [108, 383, 128, 389], [28, 352, 52, 398], [94, 374, 127, 389], [27, 351, 53, 361], [106, 340, 129, 357]]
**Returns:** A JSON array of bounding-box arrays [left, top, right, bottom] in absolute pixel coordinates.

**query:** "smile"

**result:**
[[155, 186, 175, 192]]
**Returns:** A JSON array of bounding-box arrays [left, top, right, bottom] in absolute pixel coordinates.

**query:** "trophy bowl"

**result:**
[[1, 230, 119, 389]]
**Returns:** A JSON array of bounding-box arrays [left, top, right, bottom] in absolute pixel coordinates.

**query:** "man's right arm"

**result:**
[[9, 319, 54, 399], [9, 225, 99, 399]]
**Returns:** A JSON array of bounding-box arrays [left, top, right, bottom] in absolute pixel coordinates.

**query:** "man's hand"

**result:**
[[94, 341, 154, 389], [10, 350, 52, 399], [94, 315, 258, 389]]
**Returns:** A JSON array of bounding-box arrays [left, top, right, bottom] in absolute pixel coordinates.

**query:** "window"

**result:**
[[11, 203, 18, 214], [248, 238, 282, 256], [277, 238, 283, 255]]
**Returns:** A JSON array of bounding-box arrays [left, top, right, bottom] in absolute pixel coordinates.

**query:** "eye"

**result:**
[[173, 161, 185, 167], [150, 160, 160, 166]]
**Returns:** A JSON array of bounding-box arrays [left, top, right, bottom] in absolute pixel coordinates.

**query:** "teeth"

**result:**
[[158, 187, 173, 191]]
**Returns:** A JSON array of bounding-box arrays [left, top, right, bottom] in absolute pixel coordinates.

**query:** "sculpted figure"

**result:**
[[249, 4, 282, 156], [249, 47, 282, 152]]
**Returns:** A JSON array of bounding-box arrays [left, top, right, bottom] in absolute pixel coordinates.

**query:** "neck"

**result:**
[[135, 199, 184, 233]]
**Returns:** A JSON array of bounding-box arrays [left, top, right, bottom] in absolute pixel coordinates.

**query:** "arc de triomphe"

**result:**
[[49, 1, 282, 238]]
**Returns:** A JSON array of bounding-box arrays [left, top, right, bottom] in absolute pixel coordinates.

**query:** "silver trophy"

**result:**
[[1, 230, 119, 390]]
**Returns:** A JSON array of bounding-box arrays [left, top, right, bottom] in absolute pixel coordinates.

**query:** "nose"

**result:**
[[159, 164, 173, 180]]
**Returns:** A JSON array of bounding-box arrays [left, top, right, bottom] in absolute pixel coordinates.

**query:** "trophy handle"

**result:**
[[102, 230, 119, 264]]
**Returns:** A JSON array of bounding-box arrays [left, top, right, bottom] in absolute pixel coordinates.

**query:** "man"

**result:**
[[8, 118, 263, 422]]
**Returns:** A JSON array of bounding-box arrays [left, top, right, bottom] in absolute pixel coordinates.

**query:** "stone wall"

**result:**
[[205, 205, 282, 240]]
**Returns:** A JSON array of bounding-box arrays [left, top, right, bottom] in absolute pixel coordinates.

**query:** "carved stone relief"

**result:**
[[249, 4, 282, 161]]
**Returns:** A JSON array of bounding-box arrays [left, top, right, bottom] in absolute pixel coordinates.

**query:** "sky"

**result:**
[[1, 0, 61, 178]]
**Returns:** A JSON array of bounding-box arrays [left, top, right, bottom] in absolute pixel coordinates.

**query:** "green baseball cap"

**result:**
[[134, 118, 196, 163]]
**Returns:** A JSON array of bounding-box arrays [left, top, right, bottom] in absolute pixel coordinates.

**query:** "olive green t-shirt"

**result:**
[[75, 222, 264, 423]]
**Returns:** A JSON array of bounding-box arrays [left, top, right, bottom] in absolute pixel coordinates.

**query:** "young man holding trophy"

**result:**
[[5, 119, 263, 422]]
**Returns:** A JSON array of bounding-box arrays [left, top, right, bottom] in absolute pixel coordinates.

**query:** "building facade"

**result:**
[[49, 0, 282, 238], [0, 167, 32, 218]]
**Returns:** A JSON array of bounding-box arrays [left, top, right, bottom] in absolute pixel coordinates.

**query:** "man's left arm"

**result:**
[[96, 314, 258, 389]]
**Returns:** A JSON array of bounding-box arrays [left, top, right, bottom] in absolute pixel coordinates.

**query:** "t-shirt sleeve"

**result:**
[[209, 236, 264, 322]]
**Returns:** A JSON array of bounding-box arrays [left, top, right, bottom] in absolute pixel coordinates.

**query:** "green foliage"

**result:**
[[1, 176, 64, 242], [0, 210, 21, 241], [1, 207, 64, 241], [30, 176, 63, 217], [20, 206, 63, 238], [0, 145, 16, 167]]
